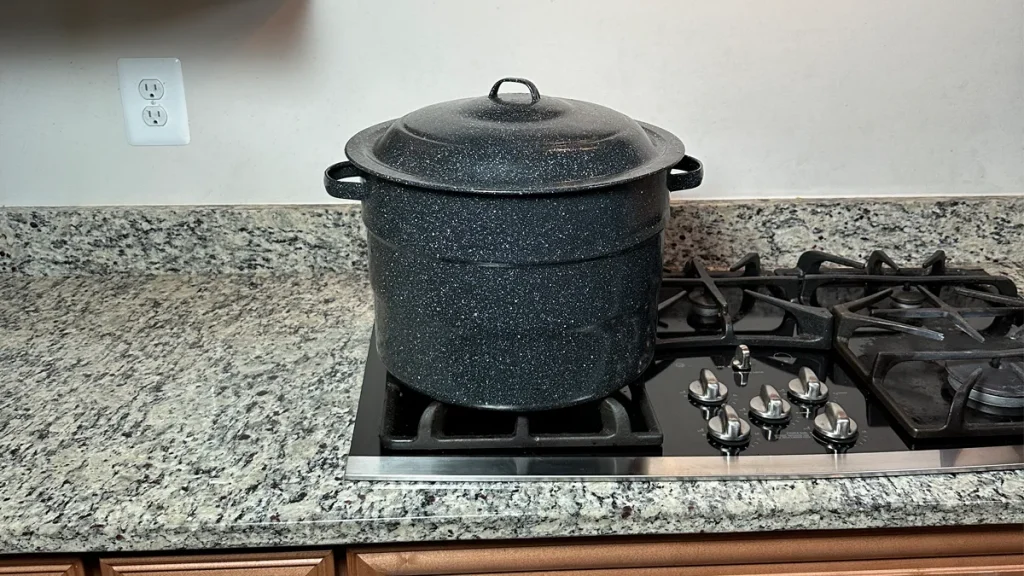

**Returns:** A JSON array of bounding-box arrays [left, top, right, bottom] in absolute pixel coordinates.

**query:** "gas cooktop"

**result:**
[[346, 251, 1024, 480]]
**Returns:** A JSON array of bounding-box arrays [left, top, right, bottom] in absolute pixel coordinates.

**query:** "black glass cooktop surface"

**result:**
[[346, 251, 1023, 480], [348, 334, 1020, 459]]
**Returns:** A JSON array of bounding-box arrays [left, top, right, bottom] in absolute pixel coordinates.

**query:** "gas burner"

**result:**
[[850, 349, 1024, 439], [945, 358, 1024, 411], [658, 256, 830, 350], [686, 288, 721, 326], [891, 286, 926, 309], [826, 255, 1023, 440], [835, 286, 1024, 356]]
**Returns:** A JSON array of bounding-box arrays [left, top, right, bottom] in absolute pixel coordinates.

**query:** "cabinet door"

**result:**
[[0, 559, 85, 576], [100, 551, 333, 576], [416, 555, 1024, 575], [347, 525, 1023, 576], [349, 553, 1023, 575]]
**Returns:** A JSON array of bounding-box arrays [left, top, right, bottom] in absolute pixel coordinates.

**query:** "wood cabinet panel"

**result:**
[[100, 551, 334, 576], [464, 554, 1024, 575], [348, 525, 1024, 576], [0, 559, 85, 576]]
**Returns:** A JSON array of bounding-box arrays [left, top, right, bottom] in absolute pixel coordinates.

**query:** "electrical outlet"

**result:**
[[139, 79, 164, 100], [143, 106, 168, 126], [118, 58, 190, 146]]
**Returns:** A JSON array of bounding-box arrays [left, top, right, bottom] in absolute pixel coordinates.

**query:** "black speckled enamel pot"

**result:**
[[325, 78, 702, 411]]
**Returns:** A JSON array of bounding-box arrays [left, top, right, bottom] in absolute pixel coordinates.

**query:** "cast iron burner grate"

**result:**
[[830, 253, 1024, 439], [379, 378, 663, 452], [657, 253, 832, 350], [780, 249, 1020, 305]]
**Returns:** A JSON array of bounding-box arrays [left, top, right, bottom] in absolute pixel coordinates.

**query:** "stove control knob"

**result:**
[[708, 404, 751, 445], [813, 402, 859, 442], [749, 384, 792, 422], [788, 367, 829, 404], [688, 369, 728, 404], [731, 345, 752, 372]]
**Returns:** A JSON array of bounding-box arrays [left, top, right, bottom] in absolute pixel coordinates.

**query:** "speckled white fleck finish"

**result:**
[[0, 268, 1021, 554], [2, 196, 1021, 277], [0, 206, 367, 276], [663, 196, 1024, 270]]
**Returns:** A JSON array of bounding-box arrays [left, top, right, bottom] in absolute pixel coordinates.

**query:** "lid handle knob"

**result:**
[[488, 77, 541, 104]]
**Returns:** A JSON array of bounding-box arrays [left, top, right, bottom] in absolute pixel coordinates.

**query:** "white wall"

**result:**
[[1, 0, 1021, 206]]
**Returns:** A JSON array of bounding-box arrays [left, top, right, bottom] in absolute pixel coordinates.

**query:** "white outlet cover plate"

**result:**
[[117, 58, 190, 146]]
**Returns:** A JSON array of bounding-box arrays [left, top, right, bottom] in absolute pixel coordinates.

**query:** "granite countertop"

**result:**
[[1, 265, 1022, 554]]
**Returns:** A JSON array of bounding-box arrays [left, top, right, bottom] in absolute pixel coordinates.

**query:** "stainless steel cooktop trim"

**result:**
[[345, 445, 1024, 481]]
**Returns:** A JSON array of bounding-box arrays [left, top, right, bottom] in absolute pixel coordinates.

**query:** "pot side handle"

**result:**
[[324, 161, 370, 201], [666, 155, 703, 191]]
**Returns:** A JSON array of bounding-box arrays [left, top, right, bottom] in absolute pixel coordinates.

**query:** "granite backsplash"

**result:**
[[1, 196, 1020, 276]]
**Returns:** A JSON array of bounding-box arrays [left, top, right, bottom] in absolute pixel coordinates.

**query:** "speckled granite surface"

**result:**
[[0, 266, 1022, 553], [0, 205, 368, 276], [661, 196, 1023, 271], [2, 196, 1021, 276]]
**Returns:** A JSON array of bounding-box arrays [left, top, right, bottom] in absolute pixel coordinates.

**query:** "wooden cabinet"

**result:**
[[347, 525, 1024, 576], [2, 526, 1020, 576], [100, 551, 333, 576], [0, 560, 85, 576]]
